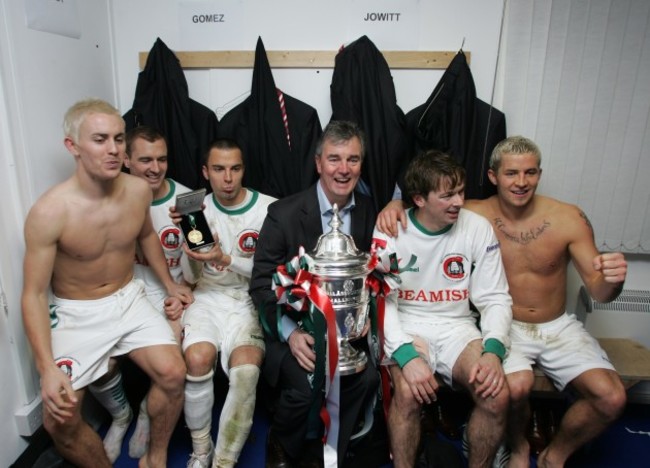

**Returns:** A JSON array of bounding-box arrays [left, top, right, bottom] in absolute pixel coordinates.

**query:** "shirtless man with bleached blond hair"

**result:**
[[22, 98, 193, 468]]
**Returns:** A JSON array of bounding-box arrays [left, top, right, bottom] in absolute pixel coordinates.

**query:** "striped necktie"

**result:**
[[276, 88, 291, 150]]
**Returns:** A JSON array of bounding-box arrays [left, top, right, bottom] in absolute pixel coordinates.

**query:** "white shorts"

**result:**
[[142, 288, 166, 313], [503, 312, 615, 390], [50, 279, 176, 390], [181, 288, 265, 373], [385, 317, 481, 387], [142, 288, 183, 339]]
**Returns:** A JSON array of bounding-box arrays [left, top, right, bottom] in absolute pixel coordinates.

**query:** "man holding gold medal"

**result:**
[[172, 138, 275, 468]]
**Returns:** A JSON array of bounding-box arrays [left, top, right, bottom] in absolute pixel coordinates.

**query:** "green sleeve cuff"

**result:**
[[482, 338, 506, 362], [393, 343, 420, 368]]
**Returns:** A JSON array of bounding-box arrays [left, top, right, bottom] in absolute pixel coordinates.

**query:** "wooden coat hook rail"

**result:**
[[138, 50, 469, 70]]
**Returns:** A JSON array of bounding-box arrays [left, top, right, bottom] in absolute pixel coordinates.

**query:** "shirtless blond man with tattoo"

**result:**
[[21, 99, 193, 468], [378, 136, 628, 468]]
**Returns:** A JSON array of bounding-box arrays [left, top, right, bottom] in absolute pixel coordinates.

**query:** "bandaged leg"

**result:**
[[213, 364, 260, 468], [185, 370, 216, 456], [128, 396, 150, 458], [89, 371, 133, 463]]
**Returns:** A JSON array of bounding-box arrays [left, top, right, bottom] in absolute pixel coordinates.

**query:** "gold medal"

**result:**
[[187, 228, 204, 244], [187, 214, 204, 245]]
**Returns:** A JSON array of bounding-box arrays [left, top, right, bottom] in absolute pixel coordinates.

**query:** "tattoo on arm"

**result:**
[[494, 217, 551, 245], [579, 210, 595, 239]]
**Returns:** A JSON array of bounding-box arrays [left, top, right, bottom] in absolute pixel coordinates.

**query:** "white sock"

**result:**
[[214, 364, 260, 467], [185, 371, 215, 455], [128, 397, 150, 458], [89, 371, 133, 463]]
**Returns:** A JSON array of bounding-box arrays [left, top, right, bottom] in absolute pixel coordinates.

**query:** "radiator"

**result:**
[[578, 287, 650, 349]]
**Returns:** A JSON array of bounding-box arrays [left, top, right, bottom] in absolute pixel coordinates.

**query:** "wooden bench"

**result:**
[[532, 338, 650, 392]]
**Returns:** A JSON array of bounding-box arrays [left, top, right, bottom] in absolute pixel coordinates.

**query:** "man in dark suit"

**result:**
[[250, 121, 378, 467]]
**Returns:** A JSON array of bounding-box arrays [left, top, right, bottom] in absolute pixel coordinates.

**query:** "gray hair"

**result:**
[[315, 120, 366, 160]]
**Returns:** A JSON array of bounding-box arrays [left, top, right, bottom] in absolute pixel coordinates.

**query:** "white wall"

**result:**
[[0, 0, 115, 464]]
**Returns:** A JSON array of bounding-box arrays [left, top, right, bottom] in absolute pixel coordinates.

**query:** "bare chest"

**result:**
[[492, 217, 568, 276], [58, 203, 144, 261]]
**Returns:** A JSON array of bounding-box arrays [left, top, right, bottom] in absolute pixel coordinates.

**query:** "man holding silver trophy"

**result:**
[[250, 121, 379, 468]]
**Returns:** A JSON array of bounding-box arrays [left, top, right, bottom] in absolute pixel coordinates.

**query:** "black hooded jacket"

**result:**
[[330, 35, 410, 212], [218, 37, 322, 198], [123, 37, 219, 190], [403, 51, 506, 200]]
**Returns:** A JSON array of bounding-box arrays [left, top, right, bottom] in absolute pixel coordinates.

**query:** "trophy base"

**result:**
[[339, 341, 368, 375]]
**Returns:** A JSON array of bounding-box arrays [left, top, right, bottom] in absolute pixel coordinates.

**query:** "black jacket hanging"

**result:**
[[218, 37, 322, 199], [465, 98, 506, 200], [403, 51, 506, 200], [330, 35, 409, 213], [405, 50, 476, 167], [123, 38, 219, 190]]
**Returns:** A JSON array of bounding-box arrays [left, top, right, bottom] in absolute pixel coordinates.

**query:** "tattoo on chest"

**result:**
[[494, 218, 551, 245]]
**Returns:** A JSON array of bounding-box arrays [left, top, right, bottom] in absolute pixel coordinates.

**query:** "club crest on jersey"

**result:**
[[442, 254, 467, 281], [238, 229, 259, 255], [55, 356, 81, 382], [159, 227, 182, 250]]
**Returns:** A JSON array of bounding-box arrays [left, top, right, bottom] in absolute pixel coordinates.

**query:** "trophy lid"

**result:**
[[311, 204, 369, 270]]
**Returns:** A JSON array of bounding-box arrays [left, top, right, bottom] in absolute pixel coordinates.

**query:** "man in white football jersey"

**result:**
[[372, 150, 512, 468], [173, 138, 275, 468], [89, 126, 192, 462], [125, 126, 192, 336]]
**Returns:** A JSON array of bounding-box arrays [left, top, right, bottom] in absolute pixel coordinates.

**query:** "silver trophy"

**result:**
[[310, 204, 371, 375]]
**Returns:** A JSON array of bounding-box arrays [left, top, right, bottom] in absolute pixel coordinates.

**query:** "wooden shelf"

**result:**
[[532, 338, 650, 392], [139, 50, 468, 70]]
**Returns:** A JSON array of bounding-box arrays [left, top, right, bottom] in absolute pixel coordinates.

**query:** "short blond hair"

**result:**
[[490, 136, 542, 172], [63, 98, 122, 142]]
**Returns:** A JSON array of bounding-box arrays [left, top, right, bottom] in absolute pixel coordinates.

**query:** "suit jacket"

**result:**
[[219, 37, 321, 198], [250, 183, 376, 385]]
